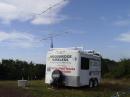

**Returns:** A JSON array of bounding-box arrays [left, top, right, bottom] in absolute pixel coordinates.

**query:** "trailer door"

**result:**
[[80, 57, 90, 86]]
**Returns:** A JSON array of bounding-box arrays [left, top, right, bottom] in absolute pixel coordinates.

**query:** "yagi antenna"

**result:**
[[41, 32, 69, 48], [31, 0, 69, 48]]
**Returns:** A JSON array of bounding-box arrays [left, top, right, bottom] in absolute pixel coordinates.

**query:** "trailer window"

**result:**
[[81, 57, 89, 70]]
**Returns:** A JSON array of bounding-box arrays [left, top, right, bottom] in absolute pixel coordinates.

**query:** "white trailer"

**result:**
[[45, 47, 101, 87]]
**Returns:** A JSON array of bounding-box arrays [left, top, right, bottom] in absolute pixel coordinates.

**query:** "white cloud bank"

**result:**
[[0, 31, 40, 48], [0, 0, 68, 24], [117, 32, 130, 43]]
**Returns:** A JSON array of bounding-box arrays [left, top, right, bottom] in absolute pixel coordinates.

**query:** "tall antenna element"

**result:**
[[33, 0, 68, 17]]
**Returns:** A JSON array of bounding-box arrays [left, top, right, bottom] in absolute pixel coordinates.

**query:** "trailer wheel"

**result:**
[[52, 70, 62, 80], [94, 79, 98, 87], [89, 80, 94, 88], [51, 70, 64, 87]]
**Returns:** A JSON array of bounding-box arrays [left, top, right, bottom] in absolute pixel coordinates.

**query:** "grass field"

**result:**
[[0, 79, 130, 97]]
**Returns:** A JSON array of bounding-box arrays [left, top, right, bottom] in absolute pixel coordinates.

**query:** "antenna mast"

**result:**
[[50, 36, 53, 48]]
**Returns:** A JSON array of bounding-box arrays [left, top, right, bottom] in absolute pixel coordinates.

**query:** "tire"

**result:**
[[51, 70, 64, 87], [94, 79, 98, 87], [89, 80, 94, 88], [52, 70, 62, 80]]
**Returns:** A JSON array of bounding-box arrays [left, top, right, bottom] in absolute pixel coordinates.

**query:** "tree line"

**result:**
[[0, 59, 45, 80], [102, 58, 130, 78], [0, 58, 130, 80]]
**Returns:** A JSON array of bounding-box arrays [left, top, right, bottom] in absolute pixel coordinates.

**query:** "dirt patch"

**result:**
[[0, 86, 34, 97]]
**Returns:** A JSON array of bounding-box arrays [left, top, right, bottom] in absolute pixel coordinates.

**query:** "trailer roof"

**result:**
[[49, 47, 102, 57]]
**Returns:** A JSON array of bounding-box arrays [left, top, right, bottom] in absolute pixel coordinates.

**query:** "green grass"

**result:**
[[28, 79, 130, 97], [0, 79, 130, 97]]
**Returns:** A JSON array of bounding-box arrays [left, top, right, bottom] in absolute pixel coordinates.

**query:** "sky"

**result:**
[[0, 0, 130, 63]]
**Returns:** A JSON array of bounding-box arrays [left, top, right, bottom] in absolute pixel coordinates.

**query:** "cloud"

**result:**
[[0, 31, 40, 48], [116, 32, 130, 43], [31, 15, 67, 25], [113, 19, 130, 26], [0, 0, 68, 25]]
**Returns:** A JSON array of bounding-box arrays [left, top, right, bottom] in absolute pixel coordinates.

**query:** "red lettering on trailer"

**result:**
[[49, 67, 75, 73]]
